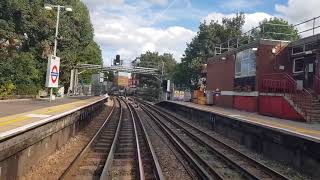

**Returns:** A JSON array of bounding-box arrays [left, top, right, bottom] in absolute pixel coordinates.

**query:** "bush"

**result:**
[[14, 84, 40, 95], [0, 82, 16, 97]]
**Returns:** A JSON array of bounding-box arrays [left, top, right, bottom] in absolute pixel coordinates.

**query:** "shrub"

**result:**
[[0, 81, 16, 97]]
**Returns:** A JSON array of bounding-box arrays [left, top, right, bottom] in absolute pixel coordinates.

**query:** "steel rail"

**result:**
[[123, 98, 145, 180], [144, 101, 290, 180], [142, 102, 259, 180], [140, 103, 221, 180], [59, 97, 118, 179], [100, 98, 124, 179], [128, 101, 165, 180]]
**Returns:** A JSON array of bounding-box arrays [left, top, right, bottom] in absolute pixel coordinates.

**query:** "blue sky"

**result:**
[[81, 0, 320, 65]]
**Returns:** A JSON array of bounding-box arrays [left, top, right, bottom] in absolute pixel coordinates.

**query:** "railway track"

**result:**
[[101, 97, 164, 179], [128, 101, 164, 180], [137, 99, 290, 180], [59, 98, 121, 179], [60, 97, 163, 180]]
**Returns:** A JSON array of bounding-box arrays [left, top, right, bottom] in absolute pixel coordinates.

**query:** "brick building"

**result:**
[[206, 34, 320, 122]]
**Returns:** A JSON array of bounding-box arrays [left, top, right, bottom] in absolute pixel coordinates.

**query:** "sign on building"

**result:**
[[99, 72, 104, 83], [45, 55, 60, 88]]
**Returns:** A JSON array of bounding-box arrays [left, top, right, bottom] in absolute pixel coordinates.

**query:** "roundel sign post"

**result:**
[[46, 55, 60, 88], [51, 65, 59, 84]]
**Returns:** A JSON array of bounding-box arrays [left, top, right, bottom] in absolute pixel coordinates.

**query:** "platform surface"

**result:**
[[167, 101, 320, 142], [0, 96, 104, 133]]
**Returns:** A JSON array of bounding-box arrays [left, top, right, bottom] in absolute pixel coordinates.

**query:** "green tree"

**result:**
[[135, 51, 176, 88], [0, 0, 102, 96], [254, 17, 299, 40], [174, 13, 245, 89]]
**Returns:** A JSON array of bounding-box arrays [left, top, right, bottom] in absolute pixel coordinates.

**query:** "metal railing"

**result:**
[[215, 15, 320, 56], [260, 73, 313, 122], [314, 75, 320, 94]]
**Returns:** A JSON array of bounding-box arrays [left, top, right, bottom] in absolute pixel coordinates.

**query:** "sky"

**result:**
[[81, 0, 320, 66]]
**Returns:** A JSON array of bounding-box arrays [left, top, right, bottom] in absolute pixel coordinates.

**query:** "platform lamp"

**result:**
[[44, 4, 73, 101]]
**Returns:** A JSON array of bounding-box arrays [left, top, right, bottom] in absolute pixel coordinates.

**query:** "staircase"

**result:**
[[261, 73, 320, 123], [305, 97, 320, 122], [301, 89, 320, 122], [284, 91, 320, 122]]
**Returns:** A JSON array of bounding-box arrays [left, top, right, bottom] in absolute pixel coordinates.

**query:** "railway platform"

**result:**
[[0, 95, 108, 179], [163, 101, 320, 141], [0, 96, 105, 134]]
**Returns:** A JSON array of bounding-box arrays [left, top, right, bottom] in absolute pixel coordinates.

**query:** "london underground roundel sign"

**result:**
[[51, 65, 59, 84], [45, 55, 60, 88]]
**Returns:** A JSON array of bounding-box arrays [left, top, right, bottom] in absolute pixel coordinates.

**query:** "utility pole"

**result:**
[[45, 4, 72, 101]]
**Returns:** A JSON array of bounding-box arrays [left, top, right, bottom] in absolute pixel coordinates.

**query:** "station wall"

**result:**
[[233, 96, 257, 112], [259, 96, 304, 121], [206, 53, 235, 92]]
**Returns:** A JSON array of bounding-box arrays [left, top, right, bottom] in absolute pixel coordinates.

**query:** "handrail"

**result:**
[[214, 15, 320, 56], [260, 73, 313, 122], [314, 75, 320, 94]]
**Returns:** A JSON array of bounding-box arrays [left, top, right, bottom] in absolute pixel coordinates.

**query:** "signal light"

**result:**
[[114, 55, 121, 65]]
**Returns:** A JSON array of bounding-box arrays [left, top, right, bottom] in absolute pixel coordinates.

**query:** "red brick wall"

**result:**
[[256, 43, 292, 91], [207, 53, 235, 108], [207, 53, 235, 91], [256, 44, 276, 90], [213, 95, 233, 108], [259, 96, 304, 121], [233, 96, 257, 112]]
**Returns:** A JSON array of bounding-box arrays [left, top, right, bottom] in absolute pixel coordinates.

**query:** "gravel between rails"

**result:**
[[21, 100, 114, 180], [159, 106, 313, 180], [136, 107, 198, 180], [156, 113, 246, 179]]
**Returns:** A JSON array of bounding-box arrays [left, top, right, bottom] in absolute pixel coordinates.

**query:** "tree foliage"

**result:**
[[0, 0, 102, 96], [135, 51, 176, 88], [254, 17, 300, 41], [174, 13, 245, 89]]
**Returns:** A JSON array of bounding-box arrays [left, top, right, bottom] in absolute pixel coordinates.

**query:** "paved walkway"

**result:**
[[0, 96, 104, 133], [168, 101, 320, 142]]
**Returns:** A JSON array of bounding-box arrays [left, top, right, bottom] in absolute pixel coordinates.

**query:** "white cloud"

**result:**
[[275, 0, 320, 36], [204, 12, 272, 32], [82, 1, 195, 65], [275, 0, 320, 23]]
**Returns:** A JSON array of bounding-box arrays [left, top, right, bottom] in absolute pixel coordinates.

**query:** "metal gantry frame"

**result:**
[[76, 64, 160, 76], [68, 63, 161, 95]]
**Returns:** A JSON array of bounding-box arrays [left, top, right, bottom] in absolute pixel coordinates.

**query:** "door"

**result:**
[[304, 61, 315, 89]]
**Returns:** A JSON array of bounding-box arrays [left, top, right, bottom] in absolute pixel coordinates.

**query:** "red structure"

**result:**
[[206, 35, 320, 122], [129, 74, 139, 87]]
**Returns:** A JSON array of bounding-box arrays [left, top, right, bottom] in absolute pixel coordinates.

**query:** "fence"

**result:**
[[215, 15, 320, 55]]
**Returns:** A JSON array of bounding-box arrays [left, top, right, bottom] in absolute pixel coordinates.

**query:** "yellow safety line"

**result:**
[[0, 116, 29, 126], [0, 98, 98, 127], [181, 102, 320, 137]]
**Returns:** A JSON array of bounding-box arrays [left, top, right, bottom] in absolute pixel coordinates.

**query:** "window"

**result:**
[[292, 46, 304, 55], [293, 58, 304, 73], [235, 49, 256, 78], [305, 42, 319, 52]]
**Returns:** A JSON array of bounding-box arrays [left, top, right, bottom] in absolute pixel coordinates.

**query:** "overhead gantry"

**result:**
[[68, 63, 161, 95]]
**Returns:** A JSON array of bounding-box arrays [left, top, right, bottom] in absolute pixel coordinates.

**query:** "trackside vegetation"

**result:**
[[0, 0, 102, 97]]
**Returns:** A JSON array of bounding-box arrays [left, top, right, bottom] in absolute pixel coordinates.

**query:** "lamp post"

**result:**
[[44, 4, 72, 101]]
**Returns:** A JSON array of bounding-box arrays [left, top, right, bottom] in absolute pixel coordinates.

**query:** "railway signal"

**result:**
[[114, 54, 121, 65]]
